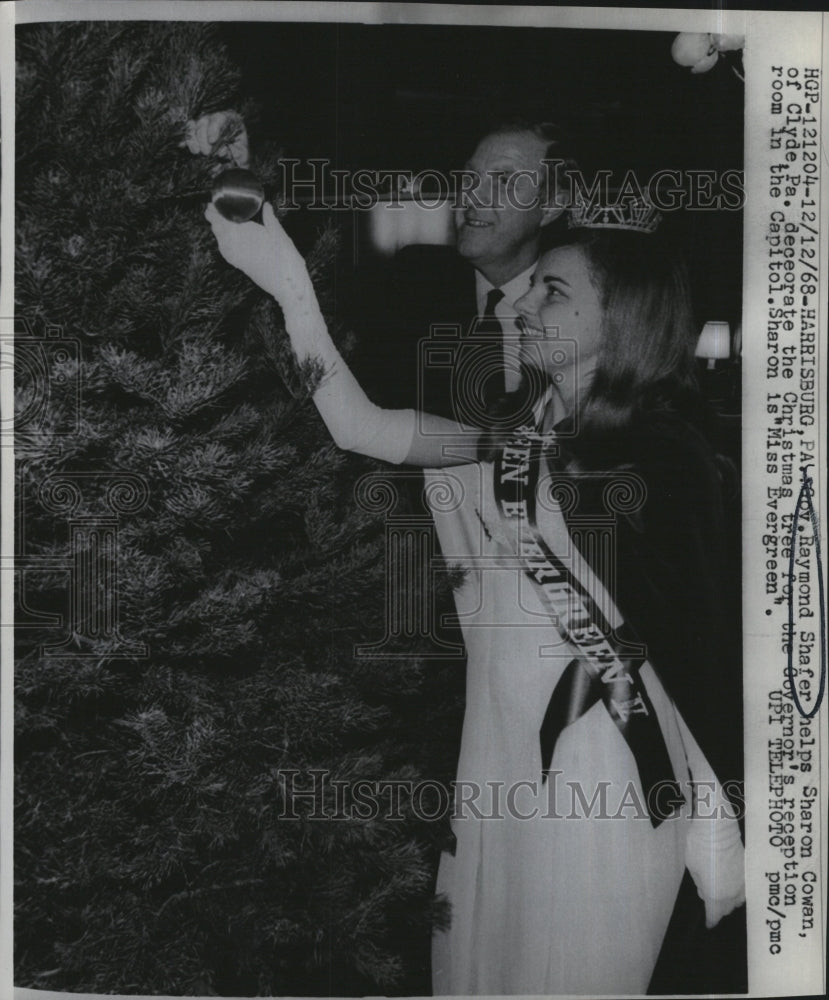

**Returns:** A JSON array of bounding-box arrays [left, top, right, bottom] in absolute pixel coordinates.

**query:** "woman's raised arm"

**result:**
[[205, 203, 479, 468]]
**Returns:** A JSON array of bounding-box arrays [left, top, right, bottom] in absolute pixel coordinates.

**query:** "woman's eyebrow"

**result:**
[[541, 274, 571, 288]]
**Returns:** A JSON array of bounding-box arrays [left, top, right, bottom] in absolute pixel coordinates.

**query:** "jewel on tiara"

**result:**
[[567, 198, 662, 233]]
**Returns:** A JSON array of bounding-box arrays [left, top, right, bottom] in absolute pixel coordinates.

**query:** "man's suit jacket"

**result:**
[[347, 244, 479, 419]]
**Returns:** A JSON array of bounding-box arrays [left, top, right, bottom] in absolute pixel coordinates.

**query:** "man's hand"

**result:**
[[183, 111, 249, 169]]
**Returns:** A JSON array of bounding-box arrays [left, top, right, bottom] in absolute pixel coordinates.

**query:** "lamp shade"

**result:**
[[367, 198, 454, 255], [695, 320, 731, 361]]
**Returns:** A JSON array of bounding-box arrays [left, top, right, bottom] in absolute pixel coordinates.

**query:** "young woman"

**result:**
[[205, 201, 745, 995]]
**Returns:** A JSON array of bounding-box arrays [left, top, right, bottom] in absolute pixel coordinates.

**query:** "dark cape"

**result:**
[[556, 406, 745, 995], [557, 407, 743, 797]]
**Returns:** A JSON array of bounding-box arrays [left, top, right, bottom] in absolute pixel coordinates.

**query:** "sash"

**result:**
[[493, 422, 681, 827]]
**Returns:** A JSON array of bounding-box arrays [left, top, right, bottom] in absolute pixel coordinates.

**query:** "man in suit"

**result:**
[[348, 121, 574, 418]]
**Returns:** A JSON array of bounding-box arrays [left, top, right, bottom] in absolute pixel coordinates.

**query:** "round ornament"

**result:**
[[211, 168, 265, 223]]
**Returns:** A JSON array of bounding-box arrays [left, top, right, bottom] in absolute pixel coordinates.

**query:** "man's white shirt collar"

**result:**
[[475, 261, 535, 317]]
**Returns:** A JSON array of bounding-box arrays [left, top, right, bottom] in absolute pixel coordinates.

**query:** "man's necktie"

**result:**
[[480, 288, 505, 407]]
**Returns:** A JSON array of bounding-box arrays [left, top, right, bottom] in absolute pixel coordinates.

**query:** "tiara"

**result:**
[[567, 198, 662, 233]]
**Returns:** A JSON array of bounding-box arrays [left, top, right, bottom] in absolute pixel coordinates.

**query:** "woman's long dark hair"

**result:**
[[479, 226, 705, 463], [573, 227, 699, 431]]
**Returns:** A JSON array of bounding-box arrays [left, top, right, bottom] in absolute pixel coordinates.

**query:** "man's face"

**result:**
[[454, 130, 552, 281]]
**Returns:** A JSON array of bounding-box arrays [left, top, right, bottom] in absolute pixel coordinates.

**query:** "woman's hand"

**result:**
[[205, 202, 317, 313], [183, 111, 250, 169], [205, 201, 285, 297], [685, 810, 746, 929]]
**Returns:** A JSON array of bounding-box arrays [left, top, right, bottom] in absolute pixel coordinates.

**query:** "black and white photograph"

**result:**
[[2, 3, 826, 999]]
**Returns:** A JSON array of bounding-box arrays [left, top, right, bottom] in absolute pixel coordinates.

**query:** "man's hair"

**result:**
[[483, 118, 579, 207]]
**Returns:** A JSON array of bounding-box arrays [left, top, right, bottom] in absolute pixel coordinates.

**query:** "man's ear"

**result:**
[[539, 203, 567, 228]]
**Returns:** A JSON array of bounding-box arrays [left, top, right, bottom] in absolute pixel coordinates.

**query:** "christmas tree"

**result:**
[[14, 21, 462, 995]]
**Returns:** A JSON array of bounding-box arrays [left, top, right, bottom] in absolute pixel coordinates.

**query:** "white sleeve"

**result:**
[[274, 225, 416, 465]]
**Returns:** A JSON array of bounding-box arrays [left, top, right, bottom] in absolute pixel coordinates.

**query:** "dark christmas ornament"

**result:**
[[211, 167, 265, 223]]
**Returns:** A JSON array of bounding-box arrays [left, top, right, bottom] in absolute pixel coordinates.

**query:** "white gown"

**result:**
[[425, 457, 695, 996]]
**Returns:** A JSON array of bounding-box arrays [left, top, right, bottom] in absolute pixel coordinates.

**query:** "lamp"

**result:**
[[366, 171, 454, 255], [695, 320, 731, 369], [367, 197, 454, 255]]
